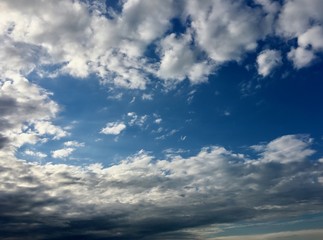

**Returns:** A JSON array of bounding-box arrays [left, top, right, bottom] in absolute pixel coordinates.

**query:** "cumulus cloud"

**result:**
[[0, 135, 322, 239], [251, 134, 315, 164], [24, 149, 47, 159], [287, 47, 316, 69], [0, 0, 322, 90], [0, 73, 67, 158], [157, 33, 212, 84], [185, 0, 265, 63], [277, 0, 323, 69], [287, 25, 323, 69], [51, 147, 75, 159], [257, 50, 282, 77], [100, 122, 126, 135]]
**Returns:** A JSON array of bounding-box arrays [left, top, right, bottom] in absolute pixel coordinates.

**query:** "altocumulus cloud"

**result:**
[[0, 135, 323, 239]]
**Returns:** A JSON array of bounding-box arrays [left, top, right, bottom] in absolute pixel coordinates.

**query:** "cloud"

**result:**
[[287, 47, 316, 69], [185, 0, 265, 63], [142, 93, 153, 100], [277, 0, 323, 38], [277, 0, 323, 69], [127, 112, 148, 127], [24, 149, 47, 159], [0, 0, 322, 91], [51, 147, 75, 159], [0, 134, 322, 239], [0, 73, 67, 158], [251, 134, 315, 163], [64, 140, 85, 147], [257, 50, 282, 77], [209, 229, 323, 240], [155, 118, 162, 124], [100, 122, 126, 135], [287, 25, 323, 69], [157, 33, 212, 84]]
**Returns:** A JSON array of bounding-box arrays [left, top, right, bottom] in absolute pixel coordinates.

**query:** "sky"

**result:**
[[0, 0, 323, 239]]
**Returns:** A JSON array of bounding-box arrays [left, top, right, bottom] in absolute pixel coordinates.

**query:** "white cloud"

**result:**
[[142, 93, 153, 100], [155, 118, 162, 124], [156, 129, 179, 140], [277, 0, 323, 68], [287, 47, 316, 69], [277, 0, 323, 38], [34, 121, 68, 140], [157, 33, 212, 84], [100, 122, 126, 135], [257, 49, 282, 77], [127, 112, 148, 127], [287, 25, 323, 69], [252, 134, 315, 164], [24, 149, 47, 159], [51, 147, 75, 159], [298, 26, 323, 51], [185, 0, 265, 63], [64, 141, 85, 147], [0, 0, 322, 92]]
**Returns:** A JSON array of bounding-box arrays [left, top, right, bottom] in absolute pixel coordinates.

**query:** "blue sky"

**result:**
[[1, 0, 323, 239]]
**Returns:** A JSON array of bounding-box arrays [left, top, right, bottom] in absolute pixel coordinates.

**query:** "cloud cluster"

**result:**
[[1, 0, 322, 92], [0, 73, 67, 158], [1, 134, 322, 239]]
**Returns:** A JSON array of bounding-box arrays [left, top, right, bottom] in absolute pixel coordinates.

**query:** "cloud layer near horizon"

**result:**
[[1, 134, 323, 239]]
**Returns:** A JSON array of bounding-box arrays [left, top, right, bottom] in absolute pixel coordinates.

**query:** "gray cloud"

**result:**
[[0, 134, 9, 149], [0, 74, 67, 158], [0, 135, 322, 239]]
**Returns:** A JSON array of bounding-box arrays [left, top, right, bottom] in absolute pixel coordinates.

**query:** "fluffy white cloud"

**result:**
[[277, 0, 323, 69], [298, 26, 323, 51], [251, 134, 315, 164], [0, 135, 322, 239], [185, 0, 265, 63], [51, 147, 75, 159], [257, 50, 282, 77], [288, 47, 316, 69], [158, 33, 212, 84], [155, 118, 162, 124], [24, 149, 47, 159], [277, 0, 323, 38], [100, 122, 126, 135], [0, 0, 322, 90]]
